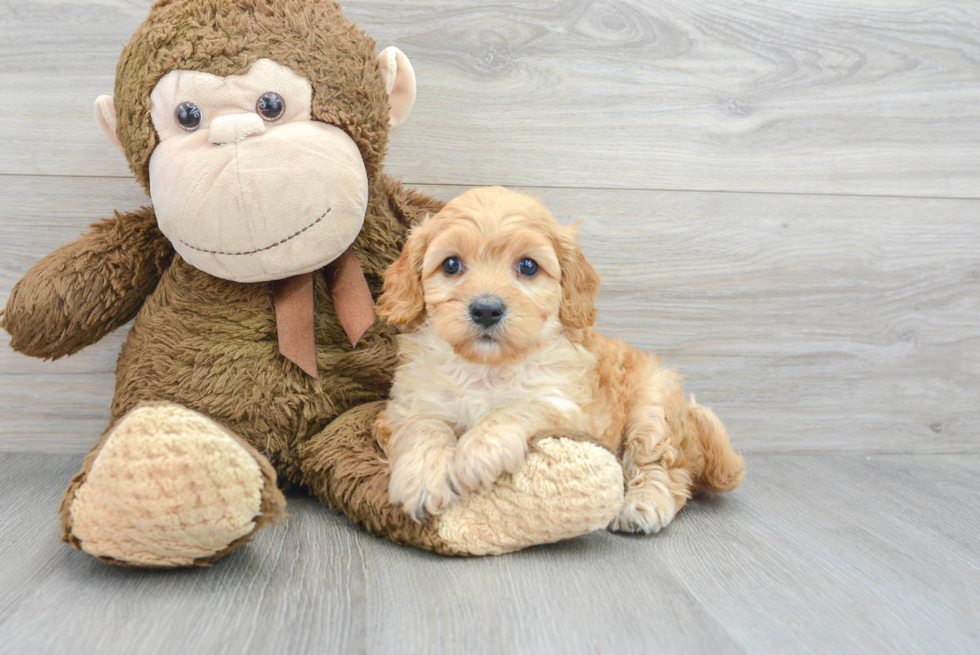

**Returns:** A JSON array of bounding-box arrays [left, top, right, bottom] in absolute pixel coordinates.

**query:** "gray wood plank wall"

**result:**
[[1, 0, 978, 454]]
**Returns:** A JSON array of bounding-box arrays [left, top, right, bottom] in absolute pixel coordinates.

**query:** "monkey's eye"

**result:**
[[174, 102, 202, 132], [518, 258, 539, 277], [442, 257, 462, 276], [256, 92, 285, 121]]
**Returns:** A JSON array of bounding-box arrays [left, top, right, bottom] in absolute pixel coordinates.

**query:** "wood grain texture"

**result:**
[[2, 176, 977, 454], [358, 535, 739, 655], [2, 2, 977, 652], [0, 453, 81, 626], [0, 453, 977, 654], [649, 453, 980, 653], [12, 509, 367, 655], [2, 0, 979, 196]]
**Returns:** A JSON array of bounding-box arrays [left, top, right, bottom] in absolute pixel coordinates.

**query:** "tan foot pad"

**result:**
[[70, 404, 266, 567], [436, 438, 625, 555]]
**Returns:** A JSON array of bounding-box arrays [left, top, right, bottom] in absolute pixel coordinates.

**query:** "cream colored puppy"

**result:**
[[376, 187, 745, 533]]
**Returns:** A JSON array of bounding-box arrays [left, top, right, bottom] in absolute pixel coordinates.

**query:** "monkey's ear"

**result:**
[[377, 46, 416, 130], [94, 96, 125, 156]]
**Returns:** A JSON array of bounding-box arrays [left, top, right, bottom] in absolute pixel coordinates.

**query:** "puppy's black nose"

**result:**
[[469, 298, 506, 328]]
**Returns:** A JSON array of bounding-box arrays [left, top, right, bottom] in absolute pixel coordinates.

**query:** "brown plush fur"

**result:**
[[2, 0, 459, 560], [1, 207, 173, 360]]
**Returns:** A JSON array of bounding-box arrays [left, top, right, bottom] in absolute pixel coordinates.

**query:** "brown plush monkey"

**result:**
[[1, 0, 624, 567]]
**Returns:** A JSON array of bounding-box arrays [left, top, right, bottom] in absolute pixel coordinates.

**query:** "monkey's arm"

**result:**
[[1, 206, 174, 360]]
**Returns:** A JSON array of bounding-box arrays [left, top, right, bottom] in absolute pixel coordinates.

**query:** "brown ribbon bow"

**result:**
[[271, 247, 377, 379]]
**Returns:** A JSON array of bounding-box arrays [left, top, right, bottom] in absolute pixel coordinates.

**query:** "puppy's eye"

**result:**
[[257, 92, 285, 121], [517, 258, 539, 277], [442, 257, 462, 276], [175, 102, 202, 131]]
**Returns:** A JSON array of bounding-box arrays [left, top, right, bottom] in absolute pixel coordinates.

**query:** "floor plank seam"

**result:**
[[646, 546, 752, 654], [2, 172, 979, 203]]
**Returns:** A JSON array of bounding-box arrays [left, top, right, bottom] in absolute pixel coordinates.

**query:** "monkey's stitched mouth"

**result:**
[[178, 208, 331, 256]]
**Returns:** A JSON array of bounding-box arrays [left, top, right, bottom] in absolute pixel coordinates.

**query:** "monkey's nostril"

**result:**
[[469, 298, 506, 328]]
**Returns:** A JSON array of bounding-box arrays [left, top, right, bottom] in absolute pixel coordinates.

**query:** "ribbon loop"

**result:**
[[272, 247, 377, 379]]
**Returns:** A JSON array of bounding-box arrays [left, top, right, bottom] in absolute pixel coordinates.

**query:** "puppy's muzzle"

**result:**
[[469, 296, 506, 329]]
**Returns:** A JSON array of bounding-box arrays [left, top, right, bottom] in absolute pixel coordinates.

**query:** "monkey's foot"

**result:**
[[435, 437, 624, 555], [64, 403, 285, 567]]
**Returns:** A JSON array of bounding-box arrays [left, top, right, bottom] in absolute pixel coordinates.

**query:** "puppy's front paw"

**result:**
[[389, 445, 459, 522], [454, 424, 529, 494], [609, 486, 678, 535]]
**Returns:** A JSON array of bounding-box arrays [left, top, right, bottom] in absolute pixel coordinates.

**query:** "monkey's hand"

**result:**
[[2, 206, 173, 359], [453, 399, 589, 494]]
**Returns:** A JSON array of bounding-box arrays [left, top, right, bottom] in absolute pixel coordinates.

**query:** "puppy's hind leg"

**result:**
[[610, 371, 692, 535]]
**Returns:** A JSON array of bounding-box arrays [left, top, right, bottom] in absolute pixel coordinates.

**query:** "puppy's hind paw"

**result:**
[[610, 487, 678, 535]]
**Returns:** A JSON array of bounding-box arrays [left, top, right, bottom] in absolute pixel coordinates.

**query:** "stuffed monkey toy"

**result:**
[[1, 0, 624, 567]]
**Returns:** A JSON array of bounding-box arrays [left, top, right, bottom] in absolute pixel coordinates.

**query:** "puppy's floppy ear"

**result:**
[[555, 223, 601, 329], [377, 217, 431, 328]]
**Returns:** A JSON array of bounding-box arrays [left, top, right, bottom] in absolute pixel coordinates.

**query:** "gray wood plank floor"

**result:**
[[0, 452, 977, 655]]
